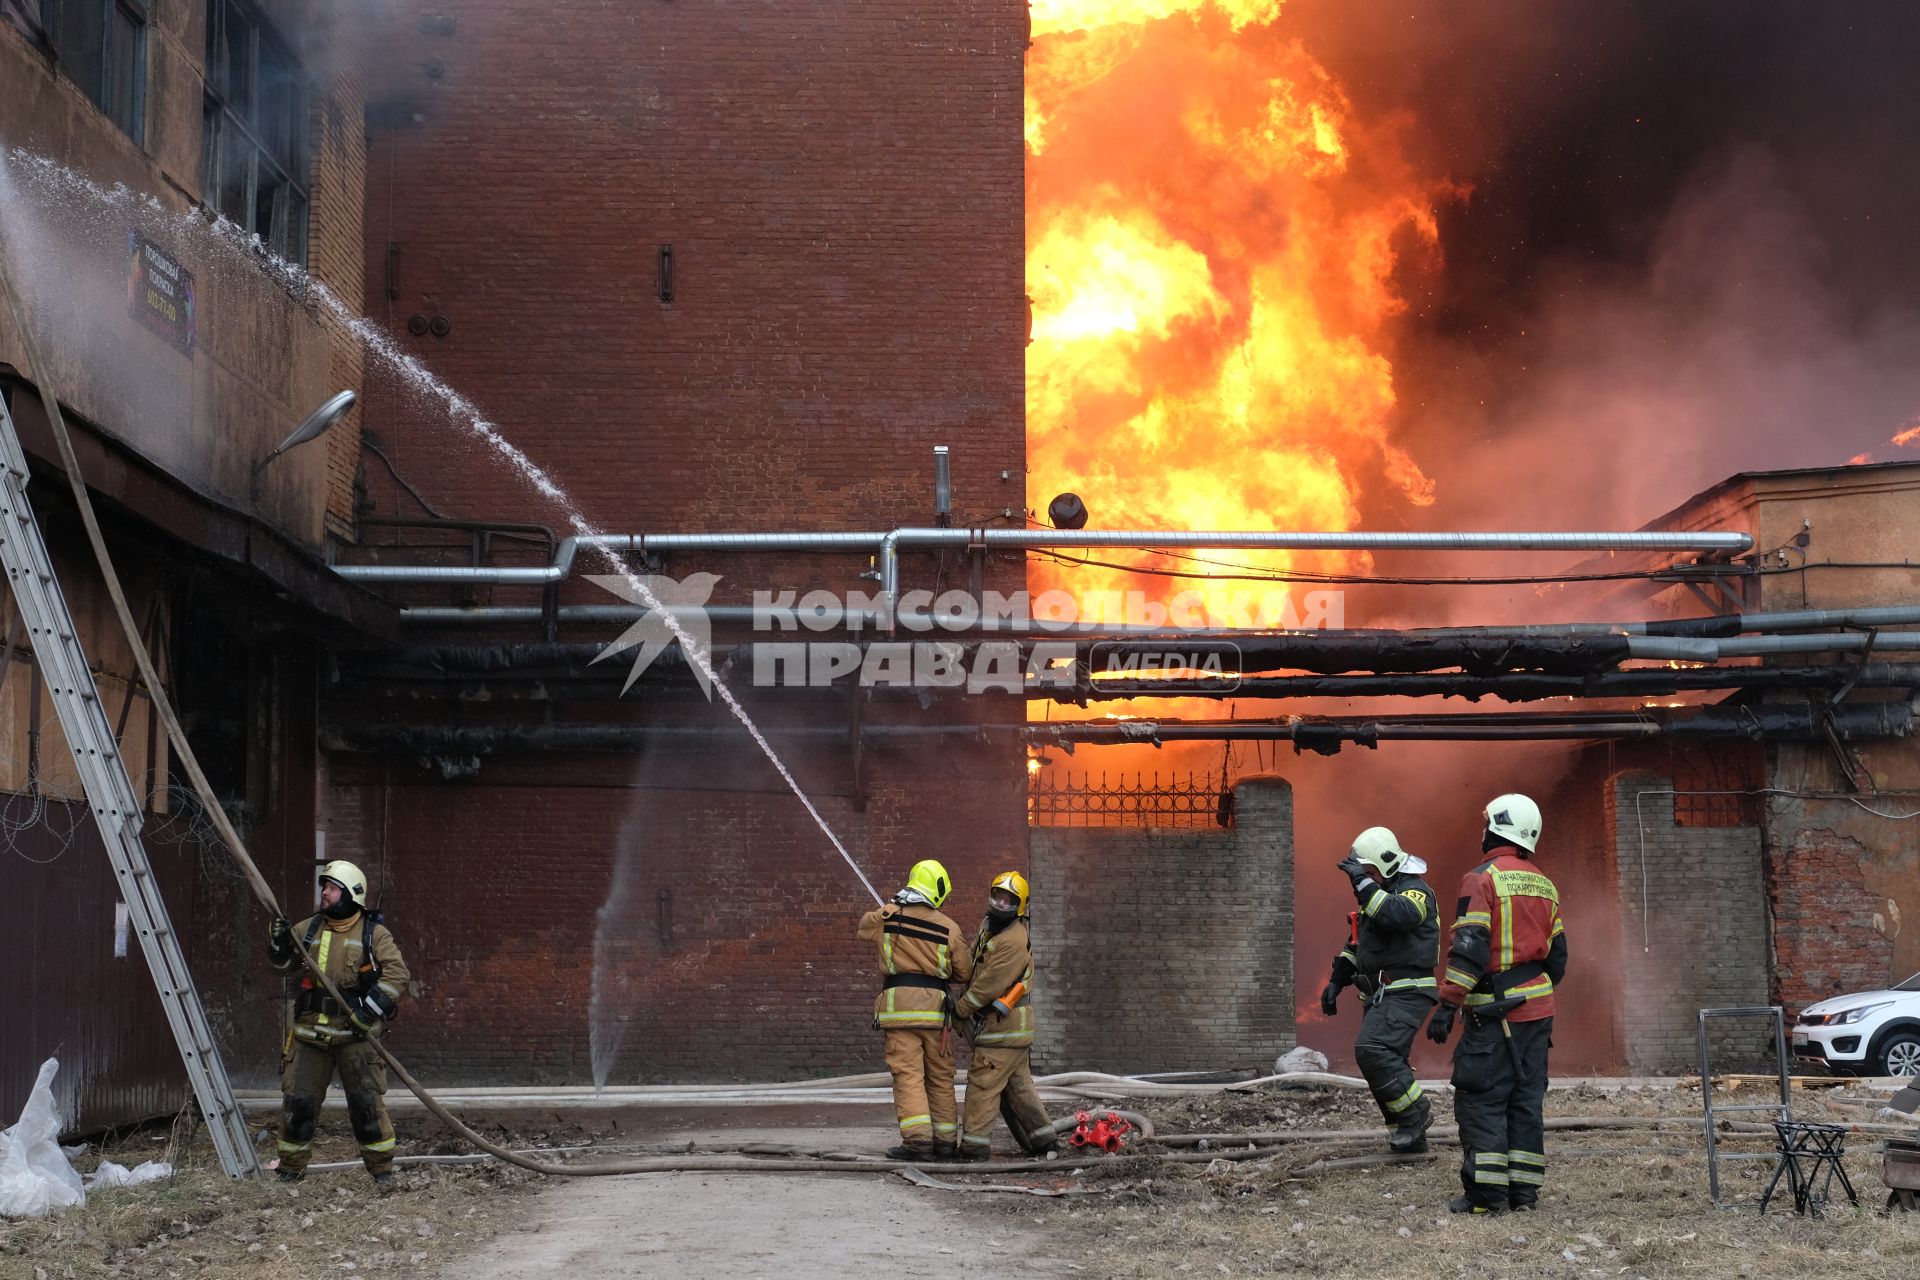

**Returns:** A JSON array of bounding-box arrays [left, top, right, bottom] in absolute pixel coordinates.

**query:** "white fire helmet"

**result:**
[[1349, 826, 1409, 879], [319, 859, 368, 905], [1483, 793, 1543, 853]]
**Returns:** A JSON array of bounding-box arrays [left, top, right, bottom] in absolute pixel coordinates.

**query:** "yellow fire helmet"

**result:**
[[989, 870, 1030, 916], [319, 859, 368, 905], [904, 858, 952, 908]]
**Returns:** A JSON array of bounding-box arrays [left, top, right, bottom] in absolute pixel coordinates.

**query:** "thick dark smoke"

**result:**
[[1285, 0, 1920, 530]]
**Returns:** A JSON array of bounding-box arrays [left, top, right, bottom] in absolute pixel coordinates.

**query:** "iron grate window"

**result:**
[[7, 2, 147, 144], [1668, 740, 1763, 828], [202, 0, 309, 265], [1028, 769, 1232, 829]]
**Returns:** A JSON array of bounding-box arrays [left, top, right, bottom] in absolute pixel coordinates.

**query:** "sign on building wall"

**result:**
[[127, 232, 195, 357]]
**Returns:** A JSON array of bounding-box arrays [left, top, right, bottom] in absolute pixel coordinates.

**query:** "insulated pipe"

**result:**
[[1628, 631, 1920, 662], [319, 701, 1915, 755], [333, 527, 1753, 586], [874, 529, 1753, 625], [394, 603, 1208, 638], [1406, 605, 1920, 640], [389, 601, 1920, 647]]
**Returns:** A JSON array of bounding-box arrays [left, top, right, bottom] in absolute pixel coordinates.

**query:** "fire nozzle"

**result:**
[[1068, 1109, 1134, 1154]]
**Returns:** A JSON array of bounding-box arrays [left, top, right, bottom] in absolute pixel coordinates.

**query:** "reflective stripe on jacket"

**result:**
[[857, 902, 973, 1029], [1439, 855, 1566, 1022], [955, 918, 1035, 1047], [277, 912, 410, 1042]]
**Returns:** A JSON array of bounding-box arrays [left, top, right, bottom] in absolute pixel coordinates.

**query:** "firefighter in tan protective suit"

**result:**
[[857, 859, 974, 1159], [266, 859, 411, 1187], [954, 871, 1056, 1161]]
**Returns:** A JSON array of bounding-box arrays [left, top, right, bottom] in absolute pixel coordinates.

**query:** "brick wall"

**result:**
[[299, 8, 370, 540], [1028, 776, 1295, 1073], [1765, 804, 1900, 1011], [357, 1, 1027, 538], [318, 737, 1028, 1083], [318, 1, 1029, 1084], [1609, 774, 1771, 1074]]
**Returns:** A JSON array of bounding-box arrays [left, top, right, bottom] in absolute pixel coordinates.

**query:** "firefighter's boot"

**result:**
[[885, 1142, 936, 1162], [1446, 1193, 1509, 1216], [1388, 1097, 1432, 1154]]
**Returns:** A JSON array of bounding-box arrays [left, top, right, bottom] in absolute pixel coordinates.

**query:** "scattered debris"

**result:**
[[895, 1167, 1094, 1197]]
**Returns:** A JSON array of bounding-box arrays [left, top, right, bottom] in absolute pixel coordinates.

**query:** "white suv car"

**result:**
[[1791, 973, 1920, 1077]]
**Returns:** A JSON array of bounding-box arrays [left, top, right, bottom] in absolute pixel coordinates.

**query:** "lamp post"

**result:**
[[250, 389, 356, 501]]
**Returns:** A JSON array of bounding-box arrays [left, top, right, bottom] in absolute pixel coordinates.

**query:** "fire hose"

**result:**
[[11, 255, 1863, 1186], [0, 248, 1179, 1180]]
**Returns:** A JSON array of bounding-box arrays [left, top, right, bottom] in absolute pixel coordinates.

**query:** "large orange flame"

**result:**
[[1026, 1, 1446, 625]]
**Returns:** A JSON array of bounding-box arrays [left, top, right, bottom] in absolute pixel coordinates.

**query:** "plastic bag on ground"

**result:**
[[87, 1160, 172, 1189], [0, 1058, 85, 1218], [1275, 1046, 1331, 1076]]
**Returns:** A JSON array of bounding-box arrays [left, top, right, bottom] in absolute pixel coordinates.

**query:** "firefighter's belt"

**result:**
[[295, 989, 348, 1018], [880, 973, 951, 993], [1463, 961, 1549, 1022]]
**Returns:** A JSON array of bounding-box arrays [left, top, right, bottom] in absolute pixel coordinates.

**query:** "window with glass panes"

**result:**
[[4, 2, 148, 142], [202, 0, 309, 265]]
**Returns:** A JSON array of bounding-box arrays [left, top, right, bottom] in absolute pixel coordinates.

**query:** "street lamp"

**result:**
[[251, 389, 356, 498]]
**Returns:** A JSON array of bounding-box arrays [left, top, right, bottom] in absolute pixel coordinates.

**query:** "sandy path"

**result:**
[[435, 1167, 1079, 1279]]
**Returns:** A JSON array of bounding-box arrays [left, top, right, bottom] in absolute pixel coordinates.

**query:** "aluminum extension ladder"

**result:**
[[1698, 1005, 1793, 1205], [0, 391, 258, 1178]]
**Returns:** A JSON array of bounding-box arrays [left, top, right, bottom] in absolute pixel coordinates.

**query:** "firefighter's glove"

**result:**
[[1319, 981, 1341, 1017], [349, 988, 398, 1034], [940, 994, 957, 1022], [267, 917, 295, 965], [1336, 856, 1373, 898], [1425, 1004, 1457, 1045]]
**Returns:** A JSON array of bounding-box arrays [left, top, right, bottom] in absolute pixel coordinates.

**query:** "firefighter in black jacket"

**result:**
[[1320, 827, 1441, 1152]]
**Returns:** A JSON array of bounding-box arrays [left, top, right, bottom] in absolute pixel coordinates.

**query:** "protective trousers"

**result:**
[[1451, 1015, 1552, 1208], [278, 1038, 397, 1175], [961, 1046, 1053, 1155], [1354, 989, 1433, 1126], [883, 1028, 958, 1150]]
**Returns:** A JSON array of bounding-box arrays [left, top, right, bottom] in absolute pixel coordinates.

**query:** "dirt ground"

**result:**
[[5, 1082, 1918, 1280], [1012, 1081, 1920, 1280]]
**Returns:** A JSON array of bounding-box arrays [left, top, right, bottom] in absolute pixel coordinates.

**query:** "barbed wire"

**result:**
[[0, 750, 245, 867]]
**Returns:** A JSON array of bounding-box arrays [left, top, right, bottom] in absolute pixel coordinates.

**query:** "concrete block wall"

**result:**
[[1029, 776, 1294, 1073], [1609, 774, 1772, 1074]]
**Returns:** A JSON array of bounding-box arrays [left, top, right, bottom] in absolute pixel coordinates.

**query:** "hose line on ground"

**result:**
[[0, 248, 767, 1178]]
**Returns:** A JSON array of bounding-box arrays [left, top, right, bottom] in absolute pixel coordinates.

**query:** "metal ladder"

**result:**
[[1698, 1005, 1792, 1205], [0, 391, 258, 1178]]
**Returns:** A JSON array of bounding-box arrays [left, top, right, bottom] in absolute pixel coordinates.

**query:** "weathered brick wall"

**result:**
[[322, 1, 1029, 1084], [1608, 774, 1771, 1074], [1763, 785, 1904, 1011], [357, 1, 1027, 537], [319, 739, 1028, 1083], [1028, 776, 1295, 1073], [297, 7, 370, 541]]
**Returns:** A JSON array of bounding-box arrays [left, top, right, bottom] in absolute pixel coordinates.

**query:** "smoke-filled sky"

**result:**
[[1284, 0, 1920, 530]]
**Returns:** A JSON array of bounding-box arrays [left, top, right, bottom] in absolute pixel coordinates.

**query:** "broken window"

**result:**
[[7, 2, 149, 143], [202, 0, 309, 264]]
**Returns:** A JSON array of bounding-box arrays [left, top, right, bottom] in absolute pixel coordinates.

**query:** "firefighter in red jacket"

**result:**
[[1426, 793, 1568, 1215]]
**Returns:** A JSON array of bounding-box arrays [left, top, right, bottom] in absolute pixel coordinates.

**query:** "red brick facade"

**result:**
[[356, 1, 1027, 535], [335, 1, 1029, 1082], [1767, 822, 1898, 1010]]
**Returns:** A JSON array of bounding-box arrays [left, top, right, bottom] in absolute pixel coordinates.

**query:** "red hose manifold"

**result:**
[[1068, 1109, 1134, 1153]]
